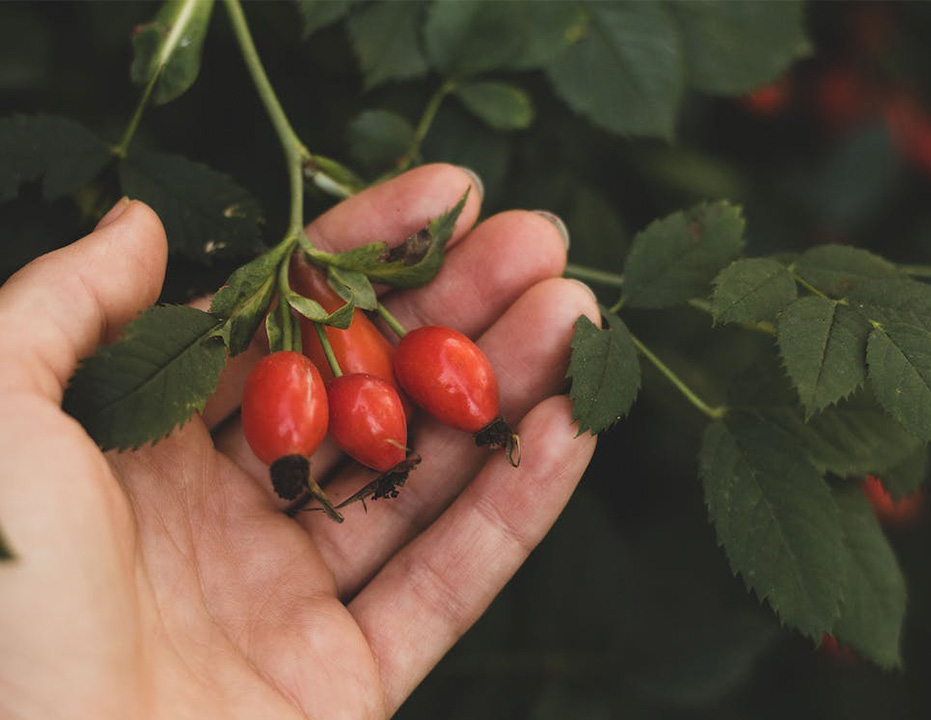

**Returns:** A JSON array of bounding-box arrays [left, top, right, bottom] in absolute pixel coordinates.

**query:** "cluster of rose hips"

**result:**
[[240, 257, 519, 521]]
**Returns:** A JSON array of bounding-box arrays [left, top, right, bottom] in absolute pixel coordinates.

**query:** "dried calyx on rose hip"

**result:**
[[241, 351, 343, 522], [393, 325, 520, 467]]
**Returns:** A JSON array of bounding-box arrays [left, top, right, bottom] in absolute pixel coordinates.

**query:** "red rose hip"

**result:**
[[328, 373, 407, 472]]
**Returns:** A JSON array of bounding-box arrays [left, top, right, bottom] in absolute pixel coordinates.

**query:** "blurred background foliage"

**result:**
[[2, 1, 931, 717]]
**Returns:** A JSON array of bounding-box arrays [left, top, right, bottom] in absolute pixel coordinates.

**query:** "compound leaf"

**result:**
[[0, 114, 110, 201], [700, 418, 845, 640], [777, 297, 870, 416], [119, 151, 262, 261], [833, 484, 906, 669], [546, 1, 682, 139], [868, 323, 931, 442], [711, 258, 797, 325], [455, 81, 534, 131], [567, 312, 641, 435], [347, 1, 427, 90], [623, 201, 745, 309], [63, 305, 228, 451], [131, 0, 214, 106]]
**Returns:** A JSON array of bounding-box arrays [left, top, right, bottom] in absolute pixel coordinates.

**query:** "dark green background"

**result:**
[[3, 2, 931, 717]]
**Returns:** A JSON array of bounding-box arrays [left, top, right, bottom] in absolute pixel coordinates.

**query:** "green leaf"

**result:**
[[546, 1, 682, 139], [0, 525, 13, 561], [424, 0, 524, 77], [314, 188, 469, 288], [849, 277, 931, 332], [347, 1, 427, 90], [63, 306, 228, 451], [327, 265, 376, 311], [454, 81, 534, 131], [867, 323, 931, 441], [711, 258, 797, 325], [119, 151, 262, 261], [833, 484, 906, 669], [777, 297, 870, 416], [0, 114, 111, 201], [881, 444, 928, 500], [211, 243, 290, 355], [286, 292, 354, 330], [700, 419, 845, 640], [623, 201, 746, 309], [130, 0, 214, 106], [506, 1, 588, 71], [672, 0, 810, 95], [265, 305, 285, 354], [295, 0, 354, 38], [793, 245, 898, 299], [347, 109, 415, 169], [567, 312, 641, 435]]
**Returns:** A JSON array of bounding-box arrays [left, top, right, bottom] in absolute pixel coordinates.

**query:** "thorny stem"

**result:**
[[627, 329, 727, 421], [314, 322, 343, 377], [399, 80, 457, 171], [376, 303, 408, 338]]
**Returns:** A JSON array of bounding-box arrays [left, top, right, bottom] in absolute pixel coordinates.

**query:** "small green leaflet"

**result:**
[[849, 277, 931, 332], [777, 297, 870, 417], [347, 1, 427, 91], [623, 201, 746, 309], [0, 114, 111, 201], [867, 323, 931, 442], [711, 258, 796, 325], [328, 266, 376, 311], [131, 0, 214, 106], [347, 110, 415, 169], [546, 1, 682, 139], [286, 293, 354, 330], [832, 484, 906, 669], [566, 313, 640, 435], [0, 525, 13, 561], [455, 81, 534, 132], [793, 245, 898, 299], [119, 151, 262, 261], [311, 188, 469, 289], [63, 306, 228, 451], [672, 0, 810, 95], [295, 0, 354, 38], [700, 419, 845, 640]]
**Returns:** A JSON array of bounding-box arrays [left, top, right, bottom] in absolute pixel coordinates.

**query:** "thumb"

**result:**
[[0, 199, 168, 402]]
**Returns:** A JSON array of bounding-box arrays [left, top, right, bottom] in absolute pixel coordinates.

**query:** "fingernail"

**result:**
[[533, 210, 570, 249], [568, 279, 598, 304], [96, 197, 131, 229], [457, 166, 484, 200]]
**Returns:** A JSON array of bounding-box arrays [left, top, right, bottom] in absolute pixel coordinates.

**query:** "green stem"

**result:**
[[377, 303, 408, 338], [627, 330, 726, 421], [900, 263, 931, 279], [224, 0, 308, 236], [313, 322, 342, 377], [113, 69, 159, 158], [399, 80, 456, 171], [789, 268, 832, 301], [564, 263, 624, 287]]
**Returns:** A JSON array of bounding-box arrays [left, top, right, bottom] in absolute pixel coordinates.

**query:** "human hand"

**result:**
[[0, 165, 597, 719]]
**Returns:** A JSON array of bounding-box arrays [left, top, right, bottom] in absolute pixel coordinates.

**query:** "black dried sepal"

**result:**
[[474, 416, 521, 467], [270, 455, 309, 500]]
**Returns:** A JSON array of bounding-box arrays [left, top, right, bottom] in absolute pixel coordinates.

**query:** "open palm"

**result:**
[[0, 165, 597, 719]]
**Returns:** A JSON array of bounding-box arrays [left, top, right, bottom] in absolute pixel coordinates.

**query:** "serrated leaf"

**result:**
[[794, 245, 898, 299], [833, 484, 906, 669], [347, 109, 414, 169], [286, 292, 354, 330], [119, 151, 262, 261], [506, 1, 588, 71], [130, 0, 214, 106], [0, 114, 111, 201], [546, 1, 682, 139], [347, 1, 427, 91], [567, 312, 641, 435], [295, 0, 354, 38], [455, 81, 533, 131], [868, 323, 931, 441], [328, 266, 376, 311], [849, 277, 931, 332], [700, 419, 845, 639], [211, 243, 290, 355], [729, 361, 922, 479], [424, 0, 523, 77], [777, 297, 870, 416], [711, 258, 797, 324], [623, 201, 745, 309], [881, 444, 928, 500], [63, 306, 228, 451], [672, 0, 810, 95], [312, 188, 469, 289]]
